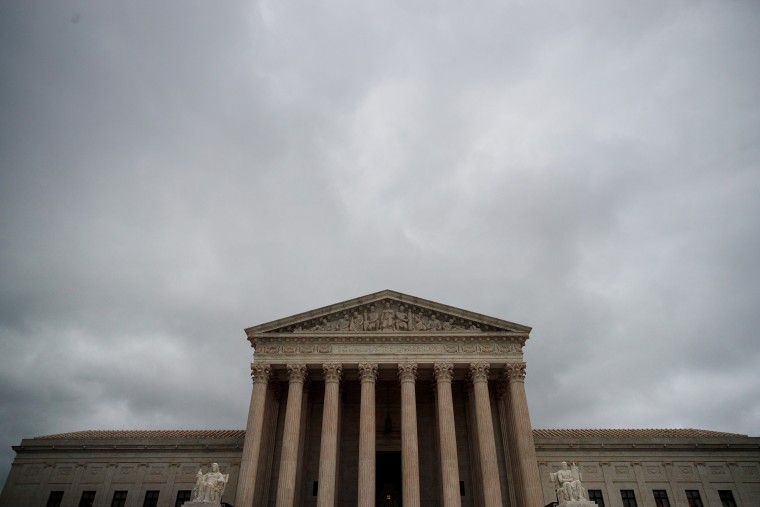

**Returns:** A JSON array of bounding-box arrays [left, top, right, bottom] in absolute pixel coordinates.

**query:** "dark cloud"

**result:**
[[2, 0, 760, 482]]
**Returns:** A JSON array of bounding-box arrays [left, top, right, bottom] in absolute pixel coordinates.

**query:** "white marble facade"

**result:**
[[236, 290, 543, 507], [1, 291, 759, 507]]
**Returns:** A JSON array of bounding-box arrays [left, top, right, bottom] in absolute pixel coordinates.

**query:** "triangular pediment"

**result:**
[[245, 290, 531, 335]]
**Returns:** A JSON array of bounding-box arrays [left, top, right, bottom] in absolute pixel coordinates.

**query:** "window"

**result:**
[[653, 490, 671, 507], [459, 481, 465, 496], [111, 491, 128, 507], [175, 491, 191, 507], [313, 481, 319, 496], [621, 490, 638, 507], [78, 491, 96, 507], [46, 491, 64, 507], [718, 490, 737, 507], [686, 490, 703, 507], [588, 490, 605, 507], [143, 491, 160, 507]]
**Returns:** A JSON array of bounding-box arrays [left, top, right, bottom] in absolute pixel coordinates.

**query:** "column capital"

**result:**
[[286, 363, 308, 383], [469, 362, 490, 383], [358, 363, 378, 383], [322, 363, 343, 383], [251, 363, 271, 384], [398, 362, 417, 383], [434, 362, 454, 383], [504, 362, 526, 383]]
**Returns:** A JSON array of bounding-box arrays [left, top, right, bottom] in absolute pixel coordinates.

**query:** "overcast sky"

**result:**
[[2, 0, 759, 482]]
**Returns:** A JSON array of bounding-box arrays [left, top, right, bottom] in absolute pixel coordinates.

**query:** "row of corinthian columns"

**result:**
[[235, 362, 542, 507]]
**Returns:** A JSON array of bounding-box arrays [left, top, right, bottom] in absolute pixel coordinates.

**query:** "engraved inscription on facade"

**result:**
[[256, 342, 522, 355]]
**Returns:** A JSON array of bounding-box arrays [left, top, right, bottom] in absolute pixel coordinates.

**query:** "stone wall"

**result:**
[[0, 433, 243, 507], [534, 430, 760, 507], [2, 429, 758, 507]]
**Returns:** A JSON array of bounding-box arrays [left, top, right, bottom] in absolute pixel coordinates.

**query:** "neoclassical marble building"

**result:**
[[236, 290, 541, 507], [1, 291, 758, 507]]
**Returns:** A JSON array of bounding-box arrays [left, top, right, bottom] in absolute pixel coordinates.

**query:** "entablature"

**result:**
[[250, 333, 526, 367]]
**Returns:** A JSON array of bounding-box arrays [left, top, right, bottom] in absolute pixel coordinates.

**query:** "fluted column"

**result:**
[[496, 381, 518, 507], [470, 363, 504, 507], [434, 363, 462, 507], [358, 363, 378, 507], [505, 362, 542, 507], [317, 363, 342, 507], [465, 382, 483, 507], [275, 364, 308, 507], [399, 363, 421, 507], [236, 362, 271, 507]]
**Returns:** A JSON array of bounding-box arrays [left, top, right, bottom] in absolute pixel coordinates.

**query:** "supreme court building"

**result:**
[[236, 289, 541, 507], [2, 290, 759, 507]]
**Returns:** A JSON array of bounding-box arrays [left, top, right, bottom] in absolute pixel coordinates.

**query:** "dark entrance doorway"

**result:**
[[376, 451, 402, 507]]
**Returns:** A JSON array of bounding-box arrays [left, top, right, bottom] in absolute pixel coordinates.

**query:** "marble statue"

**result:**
[[349, 311, 364, 331], [366, 306, 380, 331], [190, 463, 228, 504], [336, 314, 350, 331], [395, 306, 410, 331], [550, 461, 587, 503], [380, 302, 395, 330]]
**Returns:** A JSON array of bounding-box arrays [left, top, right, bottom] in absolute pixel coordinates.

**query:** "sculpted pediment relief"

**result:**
[[290, 300, 491, 333], [246, 290, 531, 335]]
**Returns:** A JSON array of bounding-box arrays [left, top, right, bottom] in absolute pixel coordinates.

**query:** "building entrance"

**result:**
[[376, 451, 402, 507]]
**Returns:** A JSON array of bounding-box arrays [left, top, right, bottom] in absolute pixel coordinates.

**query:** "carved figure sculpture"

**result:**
[[366, 306, 379, 331], [349, 311, 364, 331], [380, 302, 395, 330], [395, 306, 410, 331], [413, 313, 427, 331], [336, 314, 350, 331], [191, 463, 229, 504], [428, 314, 442, 331], [312, 318, 332, 332], [550, 461, 587, 502]]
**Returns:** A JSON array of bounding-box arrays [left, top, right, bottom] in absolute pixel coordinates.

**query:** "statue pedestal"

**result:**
[[560, 501, 598, 507], [181, 502, 220, 507]]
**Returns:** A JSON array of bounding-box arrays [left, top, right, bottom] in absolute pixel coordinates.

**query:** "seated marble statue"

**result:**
[[191, 463, 228, 504], [550, 461, 587, 502]]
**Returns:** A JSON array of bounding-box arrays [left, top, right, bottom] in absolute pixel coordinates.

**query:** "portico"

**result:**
[[235, 290, 543, 507]]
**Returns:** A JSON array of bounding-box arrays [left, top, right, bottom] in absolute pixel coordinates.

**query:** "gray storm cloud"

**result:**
[[1, 0, 759, 482]]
